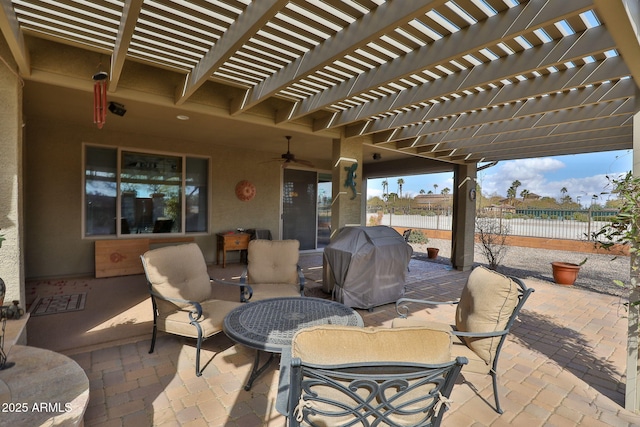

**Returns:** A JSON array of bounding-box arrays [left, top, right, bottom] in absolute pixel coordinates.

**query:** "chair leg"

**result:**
[[194, 324, 204, 377], [491, 370, 503, 414], [149, 323, 157, 354]]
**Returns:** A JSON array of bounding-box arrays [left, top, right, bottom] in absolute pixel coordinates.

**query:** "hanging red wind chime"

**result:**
[[92, 71, 108, 129]]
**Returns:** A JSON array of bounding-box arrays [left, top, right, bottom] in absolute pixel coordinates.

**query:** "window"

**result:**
[[84, 145, 209, 237]]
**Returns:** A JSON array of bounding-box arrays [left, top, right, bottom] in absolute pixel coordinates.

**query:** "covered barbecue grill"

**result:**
[[323, 226, 412, 310]]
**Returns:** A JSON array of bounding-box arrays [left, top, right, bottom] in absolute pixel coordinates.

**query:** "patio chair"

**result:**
[[403, 228, 412, 242], [393, 266, 534, 414], [140, 243, 252, 376], [287, 325, 467, 427], [239, 239, 305, 301]]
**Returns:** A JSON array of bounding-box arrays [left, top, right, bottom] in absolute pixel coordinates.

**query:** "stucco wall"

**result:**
[[24, 116, 283, 279], [0, 36, 24, 303]]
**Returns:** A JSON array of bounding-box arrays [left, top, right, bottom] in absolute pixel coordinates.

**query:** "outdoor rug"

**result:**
[[30, 293, 87, 316]]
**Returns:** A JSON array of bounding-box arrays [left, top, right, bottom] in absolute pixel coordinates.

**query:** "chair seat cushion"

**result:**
[[392, 318, 488, 373], [292, 325, 451, 365], [157, 299, 242, 338], [246, 283, 301, 301]]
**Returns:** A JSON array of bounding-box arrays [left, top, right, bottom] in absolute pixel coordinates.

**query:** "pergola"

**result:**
[[0, 0, 637, 163], [1, 0, 640, 411]]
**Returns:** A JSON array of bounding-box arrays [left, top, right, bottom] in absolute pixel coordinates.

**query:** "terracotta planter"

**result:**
[[551, 262, 581, 285], [427, 247, 440, 259]]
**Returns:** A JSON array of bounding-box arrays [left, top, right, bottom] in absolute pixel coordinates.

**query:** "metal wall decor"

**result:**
[[235, 180, 256, 201]]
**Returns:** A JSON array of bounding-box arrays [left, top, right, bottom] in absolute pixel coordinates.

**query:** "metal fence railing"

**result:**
[[367, 207, 619, 241]]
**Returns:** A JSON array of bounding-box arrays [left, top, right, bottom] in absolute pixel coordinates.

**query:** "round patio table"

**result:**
[[223, 296, 363, 392]]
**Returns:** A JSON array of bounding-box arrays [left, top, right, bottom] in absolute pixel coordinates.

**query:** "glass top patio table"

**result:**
[[222, 296, 363, 404]]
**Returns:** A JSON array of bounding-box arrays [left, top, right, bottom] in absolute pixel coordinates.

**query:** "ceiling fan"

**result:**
[[274, 136, 314, 168]]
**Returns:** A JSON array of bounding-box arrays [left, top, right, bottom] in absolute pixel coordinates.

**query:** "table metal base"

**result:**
[[245, 350, 275, 391]]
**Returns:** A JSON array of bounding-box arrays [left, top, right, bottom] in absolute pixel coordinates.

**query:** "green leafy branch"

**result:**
[[590, 171, 640, 298]]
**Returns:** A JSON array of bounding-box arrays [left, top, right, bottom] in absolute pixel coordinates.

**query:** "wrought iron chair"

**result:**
[[238, 239, 305, 301], [287, 325, 467, 427], [140, 243, 252, 376], [394, 266, 534, 414]]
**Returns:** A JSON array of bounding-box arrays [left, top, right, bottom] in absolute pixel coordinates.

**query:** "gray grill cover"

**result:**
[[323, 226, 412, 309]]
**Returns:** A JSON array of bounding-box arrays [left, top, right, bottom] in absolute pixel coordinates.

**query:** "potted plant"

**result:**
[[427, 247, 439, 259], [551, 258, 587, 286]]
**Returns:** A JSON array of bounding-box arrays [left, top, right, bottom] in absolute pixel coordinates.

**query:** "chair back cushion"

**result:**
[[142, 243, 211, 307], [292, 325, 451, 365], [455, 266, 520, 364], [247, 239, 300, 284]]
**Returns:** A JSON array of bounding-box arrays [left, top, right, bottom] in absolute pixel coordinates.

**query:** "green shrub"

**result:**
[[407, 229, 429, 244]]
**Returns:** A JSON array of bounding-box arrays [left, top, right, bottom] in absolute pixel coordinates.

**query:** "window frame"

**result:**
[[82, 143, 211, 239]]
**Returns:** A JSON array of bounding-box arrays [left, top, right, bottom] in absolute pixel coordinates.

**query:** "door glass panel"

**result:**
[[317, 173, 332, 248], [185, 157, 208, 232], [283, 169, 317, 250]]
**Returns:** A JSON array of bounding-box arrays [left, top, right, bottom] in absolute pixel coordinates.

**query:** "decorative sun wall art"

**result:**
[[235, 180, 256, 201]]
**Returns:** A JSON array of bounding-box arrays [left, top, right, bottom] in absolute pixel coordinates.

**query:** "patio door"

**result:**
[[282, 169, 317, 250]]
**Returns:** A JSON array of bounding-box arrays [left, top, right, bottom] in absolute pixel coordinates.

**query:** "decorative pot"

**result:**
[[427, 247, 440, 259], [551, 262, 581, 285]]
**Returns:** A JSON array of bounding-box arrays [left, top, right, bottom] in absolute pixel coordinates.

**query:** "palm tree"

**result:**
[[520, 189, 530, 204], [397, 178, 404, 198], [419, 189, 425, 194], [433, 183, 438, 194], [506, 180, 521, 204], [560, 187, 568, 204], [381, 179, 388, 202], [441, 187, 450, 196]]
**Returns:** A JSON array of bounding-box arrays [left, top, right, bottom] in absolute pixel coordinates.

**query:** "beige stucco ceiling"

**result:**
[[2, 0, 639, 168]]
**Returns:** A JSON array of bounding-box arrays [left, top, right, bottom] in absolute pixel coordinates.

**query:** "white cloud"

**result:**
[[480, 158, 621, 205], [480, 158, 565, 197], [368, 188, 383, 198]]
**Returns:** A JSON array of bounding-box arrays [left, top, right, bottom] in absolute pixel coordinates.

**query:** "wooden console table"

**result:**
[[216, 232, 250, 267]]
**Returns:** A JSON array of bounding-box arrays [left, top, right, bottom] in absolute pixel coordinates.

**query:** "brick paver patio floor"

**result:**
[[58, 253, 640, 426]]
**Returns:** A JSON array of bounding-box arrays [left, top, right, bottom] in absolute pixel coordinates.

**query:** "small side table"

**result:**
[[216, 232, 250, 267]]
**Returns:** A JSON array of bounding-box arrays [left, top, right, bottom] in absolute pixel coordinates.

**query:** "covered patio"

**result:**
[[25, 251, 640, 426], [1, 0, 640, 423]]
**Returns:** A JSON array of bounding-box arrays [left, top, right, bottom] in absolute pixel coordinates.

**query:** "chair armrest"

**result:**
[[297, 265, 306, 296], [395, 297, 459, 318], [210, 278, 253, 302], [451, 329, 509, 338], [149, 290, 203, 322]]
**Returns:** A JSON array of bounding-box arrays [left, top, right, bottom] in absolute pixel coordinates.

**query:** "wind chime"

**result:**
[[92, 70, 108, 129]]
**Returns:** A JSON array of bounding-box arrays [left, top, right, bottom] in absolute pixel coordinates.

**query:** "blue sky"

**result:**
[[367, 149, 632, 207]]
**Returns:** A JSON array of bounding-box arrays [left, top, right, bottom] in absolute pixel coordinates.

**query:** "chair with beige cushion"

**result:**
[[394, 266, 534, 414], [288, 325, 467, 427], [140, 243, 252, 376], [240, 239, 305, 301]]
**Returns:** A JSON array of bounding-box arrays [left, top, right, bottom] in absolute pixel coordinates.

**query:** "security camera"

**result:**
[[108, 102, 127, 116]]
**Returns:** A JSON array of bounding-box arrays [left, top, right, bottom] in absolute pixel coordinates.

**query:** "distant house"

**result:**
[[414, 194, 450, 207], [483, 204, 516, 214]]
